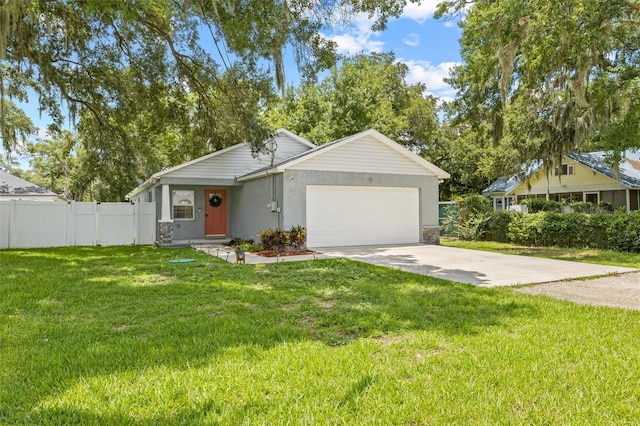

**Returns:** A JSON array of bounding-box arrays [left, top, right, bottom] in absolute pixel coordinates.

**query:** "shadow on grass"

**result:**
[[0, 246, 537, 424]]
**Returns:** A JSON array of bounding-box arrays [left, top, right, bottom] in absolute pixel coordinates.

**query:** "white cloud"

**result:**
[[401, 59, 460, 100], [400, 0, 440, 24], [403, 33, 420, 47], [325, 15, 385, 55]]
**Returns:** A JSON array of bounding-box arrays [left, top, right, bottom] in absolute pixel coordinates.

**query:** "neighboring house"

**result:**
[[0, 170, 62, 201], [483, 151, 640, 212], [126, 128, 450, 248]]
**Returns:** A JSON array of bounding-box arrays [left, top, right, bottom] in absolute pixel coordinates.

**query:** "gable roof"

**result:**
[[0, 170, 58, 198], [483, 150, 640, 196], [126, 129, 315, 199], [237, 129, 450, 181]]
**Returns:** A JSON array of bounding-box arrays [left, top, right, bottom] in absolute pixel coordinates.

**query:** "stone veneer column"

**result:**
[[158, 184, 174, 245], [158, 221, 174, 244], [422, 226, 441, 245]]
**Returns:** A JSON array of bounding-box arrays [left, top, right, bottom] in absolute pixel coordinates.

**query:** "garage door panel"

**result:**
[[306, 185, 419, 247]]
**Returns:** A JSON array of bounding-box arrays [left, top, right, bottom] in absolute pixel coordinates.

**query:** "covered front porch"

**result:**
[[512, 189, 640, 212], [155, 183, 240, 245]]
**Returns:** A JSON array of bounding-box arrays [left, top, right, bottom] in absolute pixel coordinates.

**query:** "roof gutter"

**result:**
[[236, 167, 282, 182]]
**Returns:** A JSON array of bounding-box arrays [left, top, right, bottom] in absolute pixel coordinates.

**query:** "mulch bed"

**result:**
[[253, 250, 315, 257]]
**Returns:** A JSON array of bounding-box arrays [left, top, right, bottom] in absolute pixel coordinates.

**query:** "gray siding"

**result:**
[[229, 175, 283, 240], [164, 134, 313, 180], [288, 135, 432, 176], [282, 170, 440, 239], [154, 184, 233, 240]]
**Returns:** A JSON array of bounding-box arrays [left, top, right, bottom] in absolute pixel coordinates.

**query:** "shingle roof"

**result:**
[[0, 170, 57, 196]]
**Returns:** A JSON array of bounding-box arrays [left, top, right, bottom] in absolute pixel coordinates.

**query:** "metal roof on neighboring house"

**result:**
[[483, 150, 640, 196], [568, 150, 640, 188], [0, 170, 58, 196], [481, 175, 522, 197], [481, 161, 543, 196]]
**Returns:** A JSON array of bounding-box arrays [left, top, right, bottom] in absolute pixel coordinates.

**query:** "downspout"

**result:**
[[267, 134, 282, 228]]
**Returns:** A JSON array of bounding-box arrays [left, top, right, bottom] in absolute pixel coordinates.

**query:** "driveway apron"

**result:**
[[317, 245, 636, 287]]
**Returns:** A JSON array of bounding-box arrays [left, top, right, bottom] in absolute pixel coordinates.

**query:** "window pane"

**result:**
[[172, 190, 193, 206], [172, 190, 194, 219], [173, 205, 193, 219]]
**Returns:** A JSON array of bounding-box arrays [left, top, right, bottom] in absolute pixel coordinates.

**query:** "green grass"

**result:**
[[2, 246, 640, 424], [442, 237, 640, 269]]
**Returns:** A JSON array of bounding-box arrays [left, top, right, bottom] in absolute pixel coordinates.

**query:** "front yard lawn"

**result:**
[[2, 246, 640, 424], [442, 237, 640, 269]]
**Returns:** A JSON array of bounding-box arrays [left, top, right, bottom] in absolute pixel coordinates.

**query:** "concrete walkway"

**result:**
[[192, 242, 636, 287], [317, 245, 636, 287]]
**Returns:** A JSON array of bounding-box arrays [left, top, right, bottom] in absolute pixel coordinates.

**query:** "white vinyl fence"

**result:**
[[0, 201, 155, 249]]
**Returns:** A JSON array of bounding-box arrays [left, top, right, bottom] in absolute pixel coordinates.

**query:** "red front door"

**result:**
[[205, 189, 227, 236]]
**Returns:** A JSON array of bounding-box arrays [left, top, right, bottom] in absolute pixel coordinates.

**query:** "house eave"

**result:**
[[125, 177, 159, 200], [236, 167, 283, 182]]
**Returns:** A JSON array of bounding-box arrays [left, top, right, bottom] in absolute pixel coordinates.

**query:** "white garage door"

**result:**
[[306, 185, 420, 248]]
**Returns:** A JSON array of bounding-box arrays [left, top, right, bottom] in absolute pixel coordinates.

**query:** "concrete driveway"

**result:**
[[317, 244, 636, 287]]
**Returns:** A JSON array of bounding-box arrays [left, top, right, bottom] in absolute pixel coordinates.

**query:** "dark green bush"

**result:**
[[598, 201, 615, 214], [484, 211, 512, 243], [588, 214, 610, 249], [507, 213, 542, 246], [458, 194, 492, 222], [456, 194, 492, 241], [451, 194, 640, 252], [500, 210, 640, 251], [568, 202, 596, 214], [521, 198, 561, 213], [607, 211, 640, 252]]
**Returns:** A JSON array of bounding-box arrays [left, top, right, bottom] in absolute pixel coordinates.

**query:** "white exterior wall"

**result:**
[[288, 135, 432, 176], [0, 201, 155, 249]]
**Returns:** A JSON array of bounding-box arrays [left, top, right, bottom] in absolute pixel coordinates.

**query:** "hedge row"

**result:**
[[468, 210, 640, 252]]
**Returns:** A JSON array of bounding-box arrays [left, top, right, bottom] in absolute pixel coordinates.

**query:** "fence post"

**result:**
[[95, 201, 101, 246], [133, 201, 139, 245], [67, 201, 75, 246], [9, 200, 16, 249], [0, 201, 9, 249]]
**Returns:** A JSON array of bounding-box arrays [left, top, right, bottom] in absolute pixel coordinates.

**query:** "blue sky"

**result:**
[[319, 0, 462, 101], [9, 1, 462, 166]]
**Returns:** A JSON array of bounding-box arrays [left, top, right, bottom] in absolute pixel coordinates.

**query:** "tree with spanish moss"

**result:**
[[437, 0, 640, 176]]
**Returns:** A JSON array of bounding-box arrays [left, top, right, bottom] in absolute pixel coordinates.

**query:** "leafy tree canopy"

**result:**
[[1, 0, 421, 149], [265, 52, 440, 153], [1, 0, 424, 199], [438, 0, 640, 177], [0, 96, 33, 167]]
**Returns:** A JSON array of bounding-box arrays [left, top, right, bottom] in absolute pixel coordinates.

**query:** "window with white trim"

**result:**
[[554, 164, 574, 176], [172, 190, 194, 219]]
